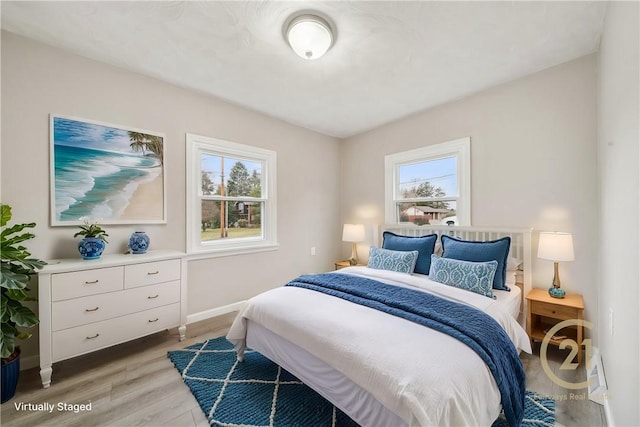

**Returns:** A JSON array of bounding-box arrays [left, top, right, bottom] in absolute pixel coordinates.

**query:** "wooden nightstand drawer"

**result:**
[[530, 301, 578, 320], [526, 288, 585, 365], [334, 261, 365, 270]]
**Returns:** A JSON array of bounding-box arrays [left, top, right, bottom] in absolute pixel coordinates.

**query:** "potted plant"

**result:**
[[1, 204, 46, 403], [74, 216, 109, 260]]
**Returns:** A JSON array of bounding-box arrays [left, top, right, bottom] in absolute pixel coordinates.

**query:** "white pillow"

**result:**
[[506, 256, 522, 271], [505, 270, 517, 287]]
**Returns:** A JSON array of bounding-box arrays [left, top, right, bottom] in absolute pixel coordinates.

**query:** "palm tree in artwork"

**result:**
[[128, 132, 164, 165]]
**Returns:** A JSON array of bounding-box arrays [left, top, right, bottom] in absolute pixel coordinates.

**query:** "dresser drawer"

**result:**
[[51, 267, 124, 301], [124, 280, 180, 315], [530, 301, 579, 320], [51, 281, 181, 331], [124, 259, 181, 289], [52, 303, 180, 362]]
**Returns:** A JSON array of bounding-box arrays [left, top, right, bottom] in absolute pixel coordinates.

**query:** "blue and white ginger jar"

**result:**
[[129, 231, 150, 254]]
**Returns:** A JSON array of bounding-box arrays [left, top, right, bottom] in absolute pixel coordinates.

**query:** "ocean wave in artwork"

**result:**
[[55, 144, 161, 221]]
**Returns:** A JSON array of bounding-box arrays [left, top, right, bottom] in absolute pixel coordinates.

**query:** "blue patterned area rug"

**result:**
[[168, 337, 555, 427]]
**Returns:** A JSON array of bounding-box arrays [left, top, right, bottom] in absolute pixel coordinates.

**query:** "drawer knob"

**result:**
[[147, 271, 159, 276], [84, 280, 100, 285], [86, 333, 100, 340], [148, 294, 159, 299], [85, 307, 100, 312], [148, 318, 159, 323]]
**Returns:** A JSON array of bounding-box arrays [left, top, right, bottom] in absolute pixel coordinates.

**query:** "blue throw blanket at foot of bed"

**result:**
[[286, 272, 526, 427]]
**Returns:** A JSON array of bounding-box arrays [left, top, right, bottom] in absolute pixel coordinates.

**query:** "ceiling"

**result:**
[[1, 1, 607, 138]]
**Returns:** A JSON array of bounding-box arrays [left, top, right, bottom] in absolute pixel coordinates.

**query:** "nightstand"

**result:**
[[526, 288, 585, 364], [334, 261, 365, 270]]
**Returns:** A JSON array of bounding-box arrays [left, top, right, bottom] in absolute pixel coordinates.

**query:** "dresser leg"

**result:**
[[178, 324, 186, 341], [40, 366, 53, 388]]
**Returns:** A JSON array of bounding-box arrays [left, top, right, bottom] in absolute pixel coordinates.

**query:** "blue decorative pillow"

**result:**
[[441, 235, 511, 290], [382, 232, 437, 275], [368, 247, 419, 274], [430, 255, 497, 299]]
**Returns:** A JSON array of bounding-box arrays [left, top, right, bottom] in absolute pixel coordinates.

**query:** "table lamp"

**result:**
[[537, 231, 574, 298], [342, 224, 365, 265]]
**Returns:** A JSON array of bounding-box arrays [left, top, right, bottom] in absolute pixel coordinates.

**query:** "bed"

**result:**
[[227, 225, 533, 426]]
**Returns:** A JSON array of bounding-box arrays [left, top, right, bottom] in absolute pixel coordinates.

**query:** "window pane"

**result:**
[[397, 156, 457, 199], [201, 154, 262, 197], [201, 200, 262, 241], [397, 201, 457, 225]]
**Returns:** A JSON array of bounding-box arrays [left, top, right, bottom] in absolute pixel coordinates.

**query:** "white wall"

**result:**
[[341, 55, 599, 323], [1, 32, 342, 361], [597, 2, 640, 425]]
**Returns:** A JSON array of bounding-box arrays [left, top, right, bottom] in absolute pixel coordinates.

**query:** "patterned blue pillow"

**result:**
[[441, 235, 511, 291], [382, 232, 437, 275], [368, 247, 419, 274], [430, 255, 497, 299]]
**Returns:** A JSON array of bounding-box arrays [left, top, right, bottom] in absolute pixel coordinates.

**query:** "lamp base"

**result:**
[[349, 242, 359, 266], [548, 287, 566, 299]]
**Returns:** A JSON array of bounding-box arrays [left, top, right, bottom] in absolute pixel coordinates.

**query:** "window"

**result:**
[[385, 137, 470, 226], [186, 134, 277, 256]]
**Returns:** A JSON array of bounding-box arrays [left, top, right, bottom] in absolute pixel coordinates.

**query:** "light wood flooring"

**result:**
[[2, 314, 606, 427], [521, 343, 607, 427]]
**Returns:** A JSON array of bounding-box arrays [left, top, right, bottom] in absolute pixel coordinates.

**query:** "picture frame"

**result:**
[[50, 114, 167, 225]]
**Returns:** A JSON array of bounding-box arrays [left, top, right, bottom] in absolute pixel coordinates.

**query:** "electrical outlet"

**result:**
[[310, 247, 316, 256]]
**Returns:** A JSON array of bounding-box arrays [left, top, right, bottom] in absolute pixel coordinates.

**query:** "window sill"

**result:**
[[185, 243, 280, 261]]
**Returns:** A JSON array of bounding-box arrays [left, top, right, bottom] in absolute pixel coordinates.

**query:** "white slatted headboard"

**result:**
[[380, 224, 532, 326]]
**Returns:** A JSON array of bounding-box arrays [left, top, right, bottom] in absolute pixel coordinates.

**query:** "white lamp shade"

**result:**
[[286, 15, 333, 60], [342, 224, 365, 242], [537, 232, 575, 262]]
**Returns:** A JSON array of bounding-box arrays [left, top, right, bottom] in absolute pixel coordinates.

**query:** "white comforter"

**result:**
[[227, 267, 531, 427]]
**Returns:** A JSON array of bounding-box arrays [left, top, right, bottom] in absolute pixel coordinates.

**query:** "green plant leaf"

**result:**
[[20, 258, 47, 270], [0, 246, 30, 262], [0, 296, 7, 321], [1, 203, 45, 354], [0, 237, 35, 259], [8, 302, 38, 327], [0, 204, 11, 228], [16, 331, 32, 340], [4, 289, 35, 301], [2, 262, 32, 276], [1, 223, 36, 240], [0, 268, 29, 290], [0, 322, 17, 358]]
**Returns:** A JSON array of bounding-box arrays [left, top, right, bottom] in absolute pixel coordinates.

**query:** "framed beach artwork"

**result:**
[[50, 115, 166, 225]]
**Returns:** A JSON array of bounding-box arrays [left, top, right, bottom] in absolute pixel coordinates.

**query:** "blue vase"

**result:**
[[129, 231, 150, 254], [1, 348, 20, 403], [78, 237, 106, 260]]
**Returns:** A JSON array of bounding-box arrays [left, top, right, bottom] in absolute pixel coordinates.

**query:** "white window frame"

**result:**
[[384, 137, 471, 226], [186, 133, 278, 257]]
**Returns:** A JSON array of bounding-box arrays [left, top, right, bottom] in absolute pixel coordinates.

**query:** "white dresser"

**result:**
[[37, 250, 187, 388]]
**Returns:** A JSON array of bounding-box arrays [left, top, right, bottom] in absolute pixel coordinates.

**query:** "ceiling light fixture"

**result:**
[[285, 14, 334, 60]]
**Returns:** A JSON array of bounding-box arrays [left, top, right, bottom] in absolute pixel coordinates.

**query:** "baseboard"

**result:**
[[186, 301, 246, 324], [603, 397, 615, 426], [587, 347, 608, 406], [591, 346, 614, 426]]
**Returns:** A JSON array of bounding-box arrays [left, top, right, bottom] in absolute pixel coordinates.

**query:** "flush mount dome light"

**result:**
[[285, 14, 334, 60]]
